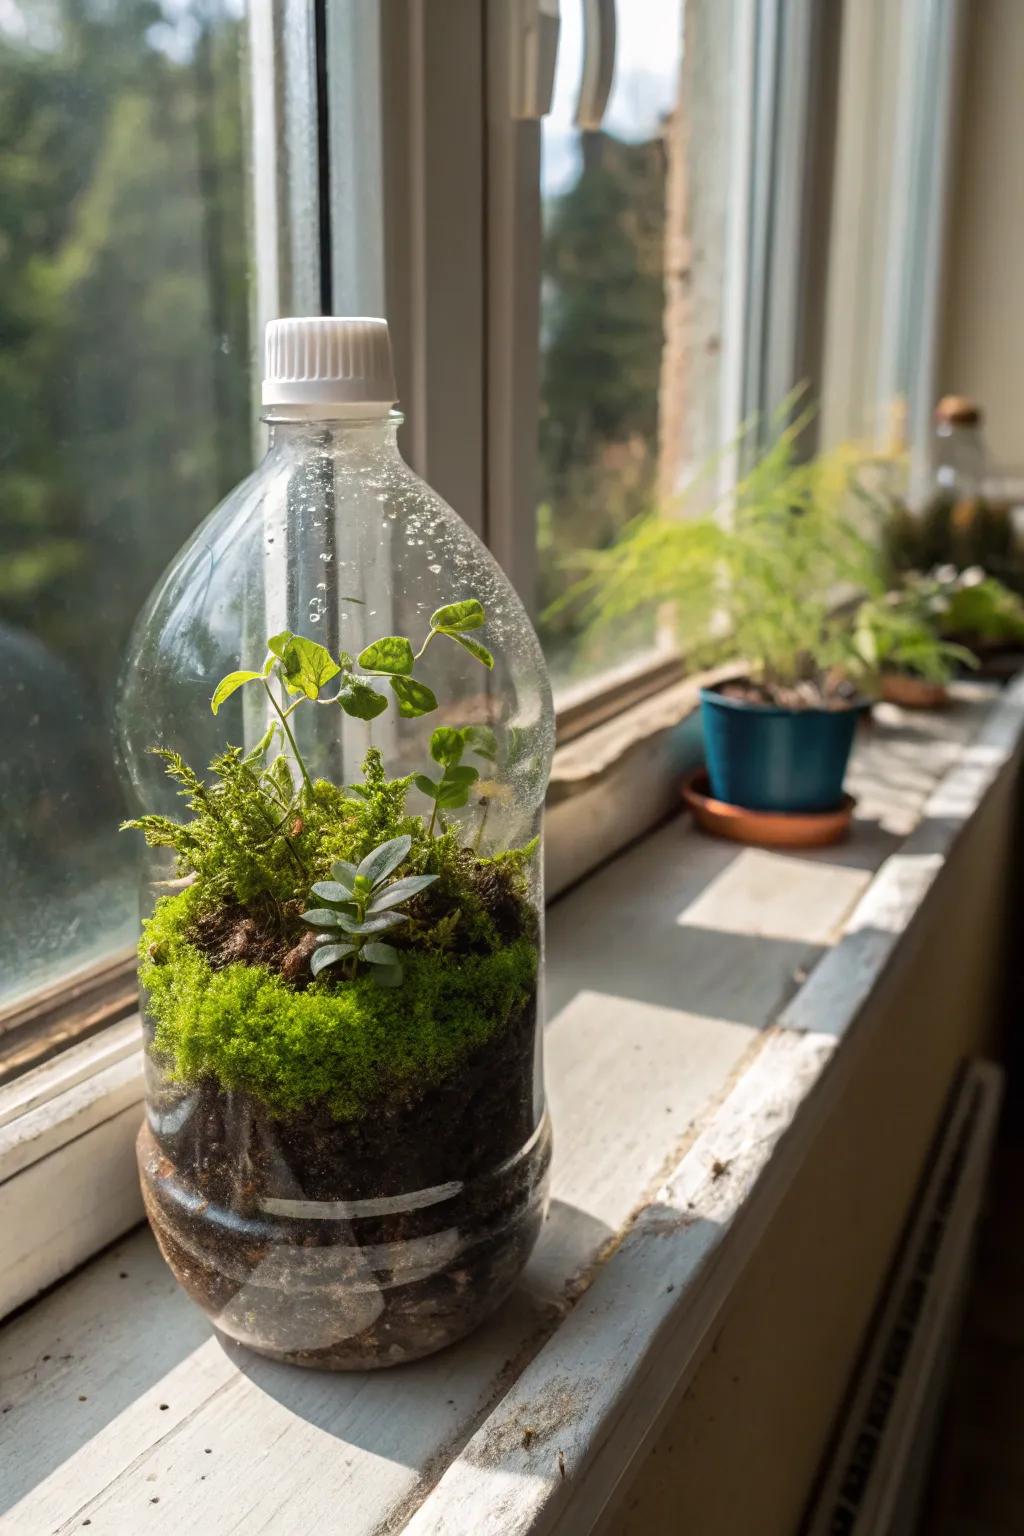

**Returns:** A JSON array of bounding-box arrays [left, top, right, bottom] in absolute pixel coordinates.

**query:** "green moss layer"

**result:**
[[140, 888, 538, 1119]]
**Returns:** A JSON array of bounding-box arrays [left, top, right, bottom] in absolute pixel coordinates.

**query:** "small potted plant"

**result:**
[[850, 577, 977, 709], [560, 414, 882, 842], [123, 601, 552, 1369], [930, 564, 1024, 673]]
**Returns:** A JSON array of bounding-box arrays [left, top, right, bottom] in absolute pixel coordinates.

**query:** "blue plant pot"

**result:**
[[699, 686, 868, 813]]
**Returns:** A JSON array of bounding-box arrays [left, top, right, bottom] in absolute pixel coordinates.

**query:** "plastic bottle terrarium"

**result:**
[[117, 318, 555, 1368]]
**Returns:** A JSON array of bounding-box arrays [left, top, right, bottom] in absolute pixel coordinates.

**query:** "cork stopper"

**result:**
[[935, 395, 982, 427]]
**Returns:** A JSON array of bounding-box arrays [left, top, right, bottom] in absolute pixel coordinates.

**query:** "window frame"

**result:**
[[818, 0, 967, 471]]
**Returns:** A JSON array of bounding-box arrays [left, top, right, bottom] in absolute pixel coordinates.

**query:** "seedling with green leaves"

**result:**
[[210, 597, 494, 793], [124, 593, 543, 1018], [301, 834, 437, 985], [416, 725, 498, 836]]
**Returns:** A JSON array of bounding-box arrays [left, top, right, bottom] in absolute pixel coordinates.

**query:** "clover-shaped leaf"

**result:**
[[210, 671, 262, 715], [430, 599, 485, 633], [357, 635, 414, 676], [338, 679, 389, 720], [451, 634, 494, 669], [463, 725, 498, 762], [430, 727, 465, 768], [390, 676, 438, 717], [276, 635, 341, 699]]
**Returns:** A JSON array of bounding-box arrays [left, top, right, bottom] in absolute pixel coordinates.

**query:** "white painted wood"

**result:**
[[0, 1105, 143, 1321], [0, 1020, 144, 1320], [0, 1049, 142, 1181], [784, 675, 1024, 1039], [0, 1017, 140, 1130], [0, 681, 1015, 1536], [676, 847, 872, 945]]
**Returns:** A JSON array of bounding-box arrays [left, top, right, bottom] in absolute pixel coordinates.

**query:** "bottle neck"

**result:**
[[263, 409, 403, 456], [934, 421, 985, 497]]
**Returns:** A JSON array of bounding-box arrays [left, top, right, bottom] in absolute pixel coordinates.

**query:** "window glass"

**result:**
[[0, 0, 252, 1009], [536, 0, 685, 692]]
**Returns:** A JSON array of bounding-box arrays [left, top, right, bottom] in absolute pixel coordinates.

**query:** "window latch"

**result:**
[[507, 0, 561, 121]]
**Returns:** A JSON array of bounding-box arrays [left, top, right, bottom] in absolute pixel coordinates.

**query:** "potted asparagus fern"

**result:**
[[559, 414, 882, 836]]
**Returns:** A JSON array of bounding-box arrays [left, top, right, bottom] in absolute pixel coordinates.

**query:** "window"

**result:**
[[536, 0, 683, 692], [535, 0, 741, 694], [0, 1, 253, 1018], [0, 0, 967, 1060], [818, 0, 964, 486]]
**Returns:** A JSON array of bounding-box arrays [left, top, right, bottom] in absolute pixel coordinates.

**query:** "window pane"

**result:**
[[0, 1, 252, 1010], [535, 0, 679, 691]]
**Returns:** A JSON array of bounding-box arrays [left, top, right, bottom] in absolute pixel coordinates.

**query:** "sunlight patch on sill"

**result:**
[[675, 849, 872, 946]]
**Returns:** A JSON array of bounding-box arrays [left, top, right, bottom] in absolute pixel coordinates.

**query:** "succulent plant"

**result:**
[[301, 834, 437, 986]]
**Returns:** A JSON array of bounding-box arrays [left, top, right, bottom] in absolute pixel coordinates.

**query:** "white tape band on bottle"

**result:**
[[258, 1181, 463, 1220]]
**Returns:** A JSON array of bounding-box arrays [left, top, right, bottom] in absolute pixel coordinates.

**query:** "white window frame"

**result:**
[[819, 0, 968, 473]]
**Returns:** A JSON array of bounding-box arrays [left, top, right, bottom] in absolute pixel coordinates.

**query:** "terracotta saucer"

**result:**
[[879, 673, 949, 709], [681, 770, 856, 849]]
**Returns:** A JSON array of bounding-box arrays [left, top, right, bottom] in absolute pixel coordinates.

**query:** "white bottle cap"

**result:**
[[262, 316, 398, 412]]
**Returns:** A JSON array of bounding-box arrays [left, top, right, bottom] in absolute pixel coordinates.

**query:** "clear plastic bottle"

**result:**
[[117, 318, 555, 1368]]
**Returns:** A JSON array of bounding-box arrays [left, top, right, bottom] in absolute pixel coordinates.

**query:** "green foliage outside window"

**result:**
[[0, 3, 251, 999]]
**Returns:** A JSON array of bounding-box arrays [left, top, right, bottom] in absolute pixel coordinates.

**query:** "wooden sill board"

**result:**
[[0, 683, 1014, 1536]]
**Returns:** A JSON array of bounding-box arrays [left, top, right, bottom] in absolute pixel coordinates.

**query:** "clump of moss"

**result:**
[[141, 886, 537, 1118]]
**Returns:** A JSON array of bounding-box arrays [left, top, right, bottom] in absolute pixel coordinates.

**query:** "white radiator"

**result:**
[[804, 1058, 1003, 1536]]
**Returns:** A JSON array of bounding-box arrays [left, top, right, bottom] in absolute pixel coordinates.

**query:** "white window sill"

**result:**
[[1, 678, 1021, 1534]]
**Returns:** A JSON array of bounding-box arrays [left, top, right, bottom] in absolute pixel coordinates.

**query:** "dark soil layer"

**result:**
[[183, 845, 535, 982], [138, 996, 549, 1369], [189, 901, 319, 982]]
